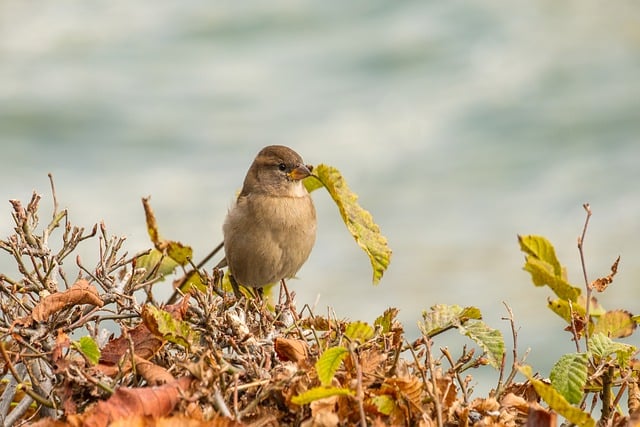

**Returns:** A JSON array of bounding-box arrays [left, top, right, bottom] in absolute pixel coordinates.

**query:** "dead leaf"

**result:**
[[26, 279, 104, 324], [274, 337, 309, 364], [591, 256, 620, 292], [132, 355, 176, 385], [67, 376, 193, 427], [525, 405, 557, 426]]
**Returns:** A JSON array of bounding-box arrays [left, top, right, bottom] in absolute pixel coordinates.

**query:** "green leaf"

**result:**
[[344, 321, 375, 343], [547, 297, 585, 324], [589, 333, 636, 368], [519, 365, 595, 427], [418, 304, 481, 337], [316, 346, 349, 387], [143, 305, 200, 350], [593, 310, 636, 339], [136, 248, 180, 280], [72, 336, 101, 365], [457, 320, 505, 369], [369, 395, 395, 415], [291, 386, 354, 405], [549, 353, 588, 404], [518, 235, 581, 301], [374, 307, 399, 334], [308, 164, 392, 284]]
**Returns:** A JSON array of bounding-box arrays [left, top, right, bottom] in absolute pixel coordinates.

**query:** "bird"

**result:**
[[217, 145, 317, 295]]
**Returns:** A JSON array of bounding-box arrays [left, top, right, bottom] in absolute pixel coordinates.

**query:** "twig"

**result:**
[[567, 300, 582, 353], [423, 338, 443, 427], [167, 241, 224, 304], [441, 347, 469, 404], [349, 345, 368, 427], [0, 342, 53, 408], [577, 203, 592, 352], [47, 173, 59, 219], [496, 302, 526, 399]]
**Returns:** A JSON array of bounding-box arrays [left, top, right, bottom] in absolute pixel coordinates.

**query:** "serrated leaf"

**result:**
[[374, 307, 399, 334], [419, 304, 481, 338], [549, 353, 588, 404], [593, 310, 636, 339], [316, 346, 349, 387], [73, 336, 100, 365], [589, 333, 636, 368], [518, 235, 580, 301], [142, 305, 200, 350], [520, 365, 595, 427], [307, 164, 392, 284], [291, 386, 354, 405], [457, 320, 505, 369], [345, 321, 374, 343]]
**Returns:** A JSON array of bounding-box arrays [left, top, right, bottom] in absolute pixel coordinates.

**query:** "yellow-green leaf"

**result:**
[[136, 248, 180, 280], [291, 386, 354, 405], [344, 321, 374, 343], [419, 304, 482, 338], [519, 365, 595, 427], [72, 336, 100, 365], [589, 333, 636, 369], [316, 346, 349, 387], [518, 235, 563, 276], [369, 395, 395, 415], [593, 310, 636, 339], [458, 319, 505, 370], [374, 307, 399, 334], [549, 353, 588, 404], [518, 235, 580, 301], [142, 305, 200, 350], [307, 164, 391, 284], [142, 197, 193, 266]]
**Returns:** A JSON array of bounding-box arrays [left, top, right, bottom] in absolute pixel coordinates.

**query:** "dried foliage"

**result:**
[[1, 183, 639, 427]]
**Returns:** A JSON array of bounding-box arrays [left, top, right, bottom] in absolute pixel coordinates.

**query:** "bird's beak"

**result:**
[[288, 164, 313, 180]]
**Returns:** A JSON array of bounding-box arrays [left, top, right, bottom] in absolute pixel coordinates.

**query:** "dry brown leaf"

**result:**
[[381, 376, 424, 411], [591, 256, 620, 292], [274, 337, 308, 364], [26, 279, 104, 324], [67, 376, 193, 427], [525, 405, 557, 426], [133, 355, 176, 385]]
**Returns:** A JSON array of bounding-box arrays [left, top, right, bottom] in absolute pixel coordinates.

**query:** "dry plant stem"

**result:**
[[0, 364, 27, 419], [567, 300, 582, 353], [213, 386, 232, 419], [600, 365, 614, 422], [423, 338, 443, 427], [349, 346, 368, 427], [0, 343, 52, 408], [167, 241, 224, 304], [441, 347, 469, 404], [578, 203, 592, 352], [496, 302, 526, 400]]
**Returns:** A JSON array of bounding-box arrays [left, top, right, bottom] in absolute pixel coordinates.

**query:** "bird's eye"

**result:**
[[278, 163, 287, 171]]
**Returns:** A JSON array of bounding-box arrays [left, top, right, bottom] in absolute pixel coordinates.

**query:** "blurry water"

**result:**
[[2, 1, 640, 388]]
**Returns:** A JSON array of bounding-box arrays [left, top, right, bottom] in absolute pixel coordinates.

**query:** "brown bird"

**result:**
[[218, 145, 317, 293]]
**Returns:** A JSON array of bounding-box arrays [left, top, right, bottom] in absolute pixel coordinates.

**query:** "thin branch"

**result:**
[[577, 203, 592, 352]]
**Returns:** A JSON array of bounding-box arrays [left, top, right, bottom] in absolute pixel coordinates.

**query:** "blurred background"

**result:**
[[1, 1, 639, 390]]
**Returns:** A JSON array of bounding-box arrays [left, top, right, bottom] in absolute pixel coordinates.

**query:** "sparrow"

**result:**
[[218, 145, 317, 293]]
